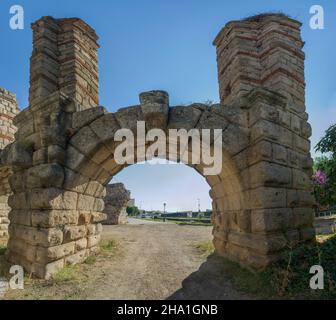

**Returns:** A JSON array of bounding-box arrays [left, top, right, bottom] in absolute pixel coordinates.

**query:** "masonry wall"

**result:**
[[0, 88, 19, 242]]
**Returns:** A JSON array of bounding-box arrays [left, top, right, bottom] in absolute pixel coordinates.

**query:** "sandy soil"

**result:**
[[3, 222, 252, 300]]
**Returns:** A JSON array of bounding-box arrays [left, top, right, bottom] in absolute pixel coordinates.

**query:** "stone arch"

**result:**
[[1, 13, 316, 278], [66, 101, 249, 261]]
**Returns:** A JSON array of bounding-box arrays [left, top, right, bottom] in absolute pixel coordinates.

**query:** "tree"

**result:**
[[315, 124, 336, 155], [314, 124, 336, 207], [126, 206, 140, 216]]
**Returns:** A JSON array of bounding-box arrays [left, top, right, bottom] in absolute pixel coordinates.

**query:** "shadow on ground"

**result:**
[[167, 254, 254, 300]]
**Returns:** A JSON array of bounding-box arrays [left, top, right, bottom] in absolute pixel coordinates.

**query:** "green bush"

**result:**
[[224, 235, 336, 299]]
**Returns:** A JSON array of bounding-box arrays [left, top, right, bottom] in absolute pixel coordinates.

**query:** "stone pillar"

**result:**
[[30, 16, 99, 109], [103, 183, 130, 225], [214, 13, 305, 110], [212, 14, 315, 268], [0, 88, 19, 244], [5, 16, 102, 278]]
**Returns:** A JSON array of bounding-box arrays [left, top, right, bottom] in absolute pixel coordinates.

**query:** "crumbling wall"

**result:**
[[103, 183, 130, 225], [0, 88, 19, 243]]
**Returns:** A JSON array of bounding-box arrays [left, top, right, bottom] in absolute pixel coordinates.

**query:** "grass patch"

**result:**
[[84, 255, 97, 265], [222, 234, 336, 299], [194, 240, 215, 256], [53, 265, 81, 283], [140, 217, 212, 226], [176, 221, 212, 226], [100, 239, 118, 256]]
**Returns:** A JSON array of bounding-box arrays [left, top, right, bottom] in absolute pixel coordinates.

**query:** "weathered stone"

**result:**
[[248, 187, 287, 209], [114, 105, 143, 133], [36, 242, 75, 263], [249, 162, 291, 187], [103, 183, 130, 225], [30, 188, 78, 210], [63, 225, 87, 242], [167, 106, 202, 130], [87, 234, 101, 248], [140, 90, 169, 130], [31, 210, 79, 228], [65, 250, 88, 265], [72, 107, 106, 131], [75, 238, 88, 251], [251, 208, 292, 232], [9, 224, 63, 247], [26, 163, 64, 189]]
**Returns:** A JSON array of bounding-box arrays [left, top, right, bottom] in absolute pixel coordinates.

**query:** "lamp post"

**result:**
[[197, 198, 201, 217]]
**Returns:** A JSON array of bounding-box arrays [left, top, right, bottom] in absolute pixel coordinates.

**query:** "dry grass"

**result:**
[[193, 240, 215, 256]]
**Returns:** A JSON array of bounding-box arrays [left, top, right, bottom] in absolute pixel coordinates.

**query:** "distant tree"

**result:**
[[315, 124, 336, 155], [314, 124, 336, 207], [126, 206, 140, 216]]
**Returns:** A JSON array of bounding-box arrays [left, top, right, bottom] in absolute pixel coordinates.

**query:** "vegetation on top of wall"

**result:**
[[243, 12, 290, 22]]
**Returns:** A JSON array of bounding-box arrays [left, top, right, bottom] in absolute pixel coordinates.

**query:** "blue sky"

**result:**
[[0, 0, 335, 211]]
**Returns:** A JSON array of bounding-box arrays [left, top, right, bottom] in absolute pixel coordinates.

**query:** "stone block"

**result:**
[[249, 162, 291, 187], [72, 107, 106, 130], [167, 106, 202, 130], [87, 234, 101, 248], [251, 208, 292, 232], [63, 225, 87, 242], [31, 210, 79, 228], [248, 187, 286, 209], [30, 188, 78, 210], [9, 224, 63, 247], [139, 90, 169, 130], [292, 208, 314, 228], [64, 250, 88, 265], [26, 163, 64, 189], [36, 242, 75, 263], [75, 238, 88, 251]]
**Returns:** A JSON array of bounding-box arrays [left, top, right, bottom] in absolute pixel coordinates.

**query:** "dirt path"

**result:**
[[86, 223, 251, 300], [3, 223, 252, 300]]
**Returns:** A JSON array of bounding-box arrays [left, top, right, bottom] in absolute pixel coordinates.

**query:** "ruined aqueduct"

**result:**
[[0, 14, 315, 278]]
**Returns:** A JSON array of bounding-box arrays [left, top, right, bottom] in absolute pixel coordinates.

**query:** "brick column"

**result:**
[[5, 16, 102, 278], [214, 13, 305, 112], [213, 14, 315, 268], [30, 17, 99, 109]]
